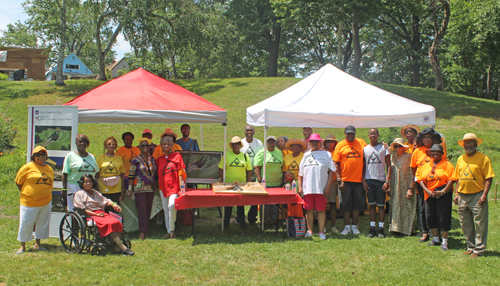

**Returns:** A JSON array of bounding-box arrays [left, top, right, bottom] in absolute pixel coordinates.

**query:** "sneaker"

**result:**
[[304, 231, 313, 238], [331, 226, 340, 233], [427, 240, 440, 246], [352, 226, 361, 235], [441, 242, 449, 251], [367, 226, 376, 238], [319, 232, 326, 240], [377, 227, 386, 238], [341, 227, 351, 236]]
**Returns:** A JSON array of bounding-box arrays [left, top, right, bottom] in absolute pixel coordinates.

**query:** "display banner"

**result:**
[[27, 105, 79, 188]]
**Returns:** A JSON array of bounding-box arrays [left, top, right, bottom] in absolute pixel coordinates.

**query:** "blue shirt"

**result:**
[[176, 138, 199, 151]]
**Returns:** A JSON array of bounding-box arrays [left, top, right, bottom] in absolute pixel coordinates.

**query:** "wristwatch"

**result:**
[[337, 178, 341, 182]]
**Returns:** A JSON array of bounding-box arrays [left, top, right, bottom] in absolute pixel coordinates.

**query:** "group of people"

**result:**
[[15, 125, 199, 255], [15, 123, 494, 257]]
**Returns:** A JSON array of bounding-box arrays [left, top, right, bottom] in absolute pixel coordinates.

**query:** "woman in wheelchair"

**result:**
[[73, 174, 134, 256]]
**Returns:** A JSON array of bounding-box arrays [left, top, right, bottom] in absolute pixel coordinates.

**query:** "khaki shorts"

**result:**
[[327, 180, 339, 203]]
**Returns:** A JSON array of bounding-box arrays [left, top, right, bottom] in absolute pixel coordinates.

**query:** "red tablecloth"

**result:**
[[175, 188, 304, 210]]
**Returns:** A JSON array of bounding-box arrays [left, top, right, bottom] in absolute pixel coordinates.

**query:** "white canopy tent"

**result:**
[[247, 64, 436, 230], [246, 63, 435, 128]]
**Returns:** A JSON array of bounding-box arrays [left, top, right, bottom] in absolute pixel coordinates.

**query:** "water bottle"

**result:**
[[285, 183, 290, 192], [261, 178, 266, 189], [180, 180, 186, 195], [292, 180, 297, 193]]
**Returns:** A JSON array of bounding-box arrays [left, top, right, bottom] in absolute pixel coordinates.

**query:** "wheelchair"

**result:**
[[59, 207, 131, 256]]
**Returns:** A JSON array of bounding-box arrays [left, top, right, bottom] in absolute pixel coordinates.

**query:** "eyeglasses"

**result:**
[[140, 144, 150, 148], [393, 145, 402, 149], [34, 153, 46, 156]]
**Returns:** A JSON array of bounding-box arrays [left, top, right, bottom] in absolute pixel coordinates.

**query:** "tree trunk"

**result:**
[[264, 25, 281, 77], [486, 65, 492, 99], [171, 52, 178, 79], [352, 10, 361, 79], [428, 0, 450, 91], [342, 32, 353, 71], [55, 0, 66, 86], [337, 19, 343, 69], [410, 15, 421, 87]]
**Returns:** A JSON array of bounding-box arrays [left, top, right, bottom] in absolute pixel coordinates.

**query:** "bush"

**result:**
[[0, 73, 8, 81], [0, 114, 17, 155]]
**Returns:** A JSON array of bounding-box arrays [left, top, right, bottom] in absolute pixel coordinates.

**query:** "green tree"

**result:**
[[0, 21, 38, 48]]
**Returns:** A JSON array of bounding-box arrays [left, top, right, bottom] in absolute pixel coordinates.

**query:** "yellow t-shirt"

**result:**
[[282, 152, 304, 180], [455, 152, 495, 194], [96, 154, 126, 194], [404, 141, 415, 154], [116, 146, 141, 177], [152, 144, 182, 159], [218, 151, 252, 183], [15, 162, 54, 207], [280, 149, 291, 157]]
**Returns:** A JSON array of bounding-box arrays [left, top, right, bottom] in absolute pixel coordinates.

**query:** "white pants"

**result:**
[[67, 183, 80, 211], [160, 192, 178, 233], [18, 202, 52, 242]]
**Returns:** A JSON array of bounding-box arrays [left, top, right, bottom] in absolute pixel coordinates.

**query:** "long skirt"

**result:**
[[90, 210, 123, 237]]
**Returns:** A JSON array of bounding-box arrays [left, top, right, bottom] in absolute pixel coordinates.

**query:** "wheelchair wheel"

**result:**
[[59, 211, 86, 254], [91, 245, 106, 256], [122, 238, 132, 249]]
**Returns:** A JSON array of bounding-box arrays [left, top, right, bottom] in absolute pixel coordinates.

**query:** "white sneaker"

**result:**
[[319, 233, 326, 240], [304, 231, 313, 238], [331, 226, 340, 233], [352, 226, 361, 235], [341, 227, 351, 236]]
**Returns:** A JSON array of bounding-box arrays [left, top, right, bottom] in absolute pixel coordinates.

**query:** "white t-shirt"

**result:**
[[241, 138, 264, 166], [299, 150, 336, 195], [363, 143, 389, 181]]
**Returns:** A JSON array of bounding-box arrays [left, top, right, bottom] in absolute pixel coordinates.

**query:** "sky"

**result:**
[[0, 0, 132, 60]]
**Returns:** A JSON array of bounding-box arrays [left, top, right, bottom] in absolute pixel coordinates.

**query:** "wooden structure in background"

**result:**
[[0, 47, 47, 80]]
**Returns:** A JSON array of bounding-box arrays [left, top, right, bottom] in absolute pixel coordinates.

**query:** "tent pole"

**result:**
[[200, 123, 204, 151], [222, 123, 227, 232], [262, 126, 268, 231]]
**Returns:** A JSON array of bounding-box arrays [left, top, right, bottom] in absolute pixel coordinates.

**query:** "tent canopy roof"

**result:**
[[246, 64, 435, 128], [64, 68, 227, 124]]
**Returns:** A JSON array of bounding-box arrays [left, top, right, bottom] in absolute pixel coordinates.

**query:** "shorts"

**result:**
[[424, 186, 453, 231], [366, 179, 386, 207], [339, 182, 366, 212], [303, 194, 327, 211], [327, 180, 339, 203]]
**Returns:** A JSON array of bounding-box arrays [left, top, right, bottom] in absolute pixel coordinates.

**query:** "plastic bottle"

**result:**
[[292, 180, 297, 193], [285, 183, 290, 192], [180, 180, 186, 195], [261, 178, 266, 189]]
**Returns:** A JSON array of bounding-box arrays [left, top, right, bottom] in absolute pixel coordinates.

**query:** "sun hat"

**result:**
[[266, 135, 277, 142], [390, 138, 409, 152], [142, 129, 153, 136], [344, 125, 356, 134], [324, 134, 337, 142], [32, 146, 47, 155], [285, 138, 307, 151], [425, 144, 444, 155], [307, 133, 323, 141], [400, 125, 420, 139], [458, 133, 483, 148], [229, 136, 244, 148], [161, 128, 178, 139]]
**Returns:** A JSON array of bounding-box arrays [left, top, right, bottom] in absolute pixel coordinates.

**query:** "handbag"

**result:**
[[286, 216, 306, 237], [101, 176, 120, 187]]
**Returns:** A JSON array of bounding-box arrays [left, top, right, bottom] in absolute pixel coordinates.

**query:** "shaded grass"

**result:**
[[1, 78, 500, 284]]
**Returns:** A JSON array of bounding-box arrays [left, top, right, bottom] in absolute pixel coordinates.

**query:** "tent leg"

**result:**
[[222, 206, 225, 232], [200, 123, 204, 151], [262, 126, 267, 231]]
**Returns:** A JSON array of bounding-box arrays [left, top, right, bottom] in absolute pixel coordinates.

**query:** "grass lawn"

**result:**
[[1, 78, 500, 284]]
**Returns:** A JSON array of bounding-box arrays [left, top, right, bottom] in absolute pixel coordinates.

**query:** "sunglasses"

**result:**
[[140, 144, 150, 147], [393, 145, 402, 149]]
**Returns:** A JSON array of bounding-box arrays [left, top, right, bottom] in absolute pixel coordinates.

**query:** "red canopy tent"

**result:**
[[64, 68, 227, 124]]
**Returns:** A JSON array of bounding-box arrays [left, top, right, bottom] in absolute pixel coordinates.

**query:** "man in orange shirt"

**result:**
[[333, 125, 367, 236]]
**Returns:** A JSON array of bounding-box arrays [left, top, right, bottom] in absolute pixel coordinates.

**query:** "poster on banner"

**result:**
[[27, 105, 79, 188]]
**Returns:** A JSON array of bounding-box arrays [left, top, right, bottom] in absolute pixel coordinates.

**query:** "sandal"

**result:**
[[16, 248, 25, 255], [119, 249, 135, 256], [418, 234, 429, 243], [169, 232, 176, 239], [33, 245, 47, 251]]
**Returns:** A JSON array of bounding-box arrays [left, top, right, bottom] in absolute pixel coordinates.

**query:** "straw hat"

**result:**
[[161, 128, 178, 139], [32, 146, 48, 155], [324, 134, 337, 142], [458, 133, 483, 148], [307, 133, 323, 141], [390, 138, 409, 152], [426, 144, 444, 155], [228, 136, 243, 148], [400, 125, 420, 139], [285, 138, 307, 151]]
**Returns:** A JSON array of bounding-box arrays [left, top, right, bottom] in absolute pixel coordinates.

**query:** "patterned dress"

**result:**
[[389, 152, 417, 235]]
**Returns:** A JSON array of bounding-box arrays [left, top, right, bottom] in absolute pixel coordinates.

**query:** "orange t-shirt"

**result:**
[[417, 159, 456, 200], [116, 146, 141, 177], [153, 143, 182, 159], [332, 138, 367, 183], [410, 146, 432, 178]]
